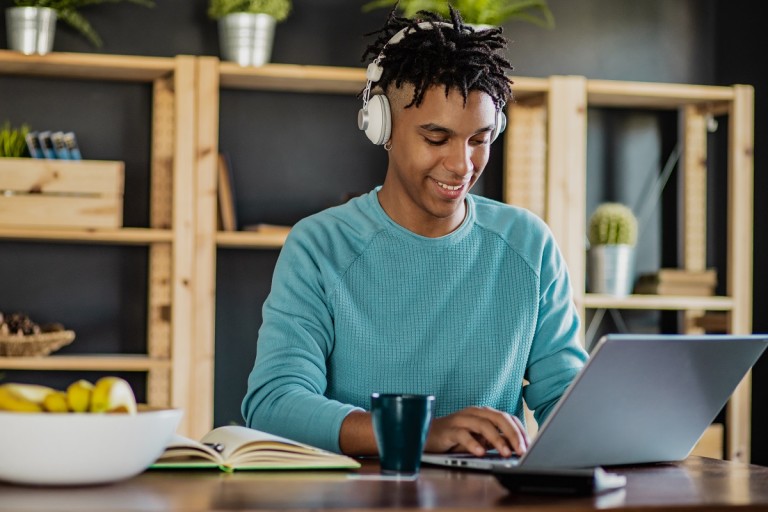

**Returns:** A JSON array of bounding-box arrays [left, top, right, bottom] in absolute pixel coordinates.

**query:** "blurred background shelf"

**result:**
[[0, 355, 171, 372], [582, 294, 734, 311], [216, 231, 288, 249], [0, 52, 200, 437], [0, 227, 173, 245]]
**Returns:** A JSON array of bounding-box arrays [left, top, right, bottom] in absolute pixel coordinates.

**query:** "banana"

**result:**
[[42, 390, 69, 413], [90, 376, 137, 414], [0, 383, 56, 403], [0, 377, 139, 414], [0, 384, 46, 412], [66, 379, 94, 413]]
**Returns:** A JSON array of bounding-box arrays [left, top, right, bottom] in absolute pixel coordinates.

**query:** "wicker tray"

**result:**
[[0, 331, 76, 357]]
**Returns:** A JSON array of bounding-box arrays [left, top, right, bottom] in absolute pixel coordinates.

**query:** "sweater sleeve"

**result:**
[[522, 232, 589, 426], [241, 223, 362, 453]]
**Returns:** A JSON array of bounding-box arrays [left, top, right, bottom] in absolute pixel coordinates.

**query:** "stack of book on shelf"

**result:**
[[694, 312, 729, 333], [633, 268, 717, 296]]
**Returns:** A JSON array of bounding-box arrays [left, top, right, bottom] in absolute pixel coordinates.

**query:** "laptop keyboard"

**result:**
[[450, 451, 520, 462], [477, 453, 520, 461]]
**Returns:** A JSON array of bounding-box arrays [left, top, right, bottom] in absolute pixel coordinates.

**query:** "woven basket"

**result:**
[[0, 331, 76, 357]]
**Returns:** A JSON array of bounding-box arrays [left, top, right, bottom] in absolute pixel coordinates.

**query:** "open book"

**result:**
[[152, 425, 361, 472]]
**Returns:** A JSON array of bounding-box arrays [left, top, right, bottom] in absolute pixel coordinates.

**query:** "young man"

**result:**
[[242, 8, 588, 458]]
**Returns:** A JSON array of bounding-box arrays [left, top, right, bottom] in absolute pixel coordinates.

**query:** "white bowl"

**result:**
[[0, 408, 182, 486]]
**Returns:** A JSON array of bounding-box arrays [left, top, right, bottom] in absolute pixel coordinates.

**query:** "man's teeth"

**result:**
[[437, 181, 463, 191]]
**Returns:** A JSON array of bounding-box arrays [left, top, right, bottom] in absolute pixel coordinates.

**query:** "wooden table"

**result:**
[[1, 457, 768, 511]]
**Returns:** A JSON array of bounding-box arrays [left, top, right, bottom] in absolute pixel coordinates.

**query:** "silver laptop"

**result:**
[[422, 334, 768, 470]]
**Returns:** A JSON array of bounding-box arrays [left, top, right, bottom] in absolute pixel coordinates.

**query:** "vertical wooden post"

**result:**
[[170, 55, 197, 437], [190, 56, 220, 439], [504, 98, 548, 220], [547, 76, 588, 340], [680, 105, 708, 334], [726, 84, 755, 463], [147, 72, 175, 408]]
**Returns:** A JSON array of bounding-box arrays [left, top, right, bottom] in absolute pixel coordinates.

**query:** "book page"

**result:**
[[200, 426, 360, 469], [201, 426, 320, 459], [155, 433, 224, 466]]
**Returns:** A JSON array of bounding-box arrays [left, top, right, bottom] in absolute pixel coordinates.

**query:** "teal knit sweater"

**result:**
[[242, 189, 588, 453]]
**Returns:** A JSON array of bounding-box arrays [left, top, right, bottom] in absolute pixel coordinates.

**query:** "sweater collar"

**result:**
[[368, 186, 475, 245]]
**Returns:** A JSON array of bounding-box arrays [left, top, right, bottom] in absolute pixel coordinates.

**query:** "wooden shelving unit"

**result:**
[[0, 50, 203, 438], [3, 53, 753, 455], [195, 62, 754, 461], [503, 76, 754, 462]]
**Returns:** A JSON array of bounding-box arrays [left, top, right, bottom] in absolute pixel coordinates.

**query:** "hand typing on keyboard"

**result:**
[[424, 406, 529, 457]]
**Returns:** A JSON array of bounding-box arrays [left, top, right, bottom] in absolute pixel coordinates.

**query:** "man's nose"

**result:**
[[444, 142, 472, 176]]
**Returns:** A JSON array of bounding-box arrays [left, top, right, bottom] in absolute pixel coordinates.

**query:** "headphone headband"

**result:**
[[361, 21, 454, 112], [386, 21, 453, 46]]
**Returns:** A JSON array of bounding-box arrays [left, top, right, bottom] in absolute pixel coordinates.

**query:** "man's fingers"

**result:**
[[426, 407, 529, 457], [492, 412, 529, 455], [451, 409, 524, 457], [451, 429, 489, 456]]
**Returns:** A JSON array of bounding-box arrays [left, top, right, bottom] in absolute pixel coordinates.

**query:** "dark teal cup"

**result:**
[[371, 393, 435, 475]]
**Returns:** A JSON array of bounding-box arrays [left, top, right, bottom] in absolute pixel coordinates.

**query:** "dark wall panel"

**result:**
[[714, 0, 768, 465]]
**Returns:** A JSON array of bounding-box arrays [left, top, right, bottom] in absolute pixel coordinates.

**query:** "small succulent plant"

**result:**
[[588, 202, 638, 247]]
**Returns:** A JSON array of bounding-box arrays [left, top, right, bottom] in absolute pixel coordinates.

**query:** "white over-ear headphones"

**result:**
[[357, 21, 507, 146]]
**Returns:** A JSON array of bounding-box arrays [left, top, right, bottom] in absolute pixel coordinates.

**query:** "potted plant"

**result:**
[[5, 0, 155, 54], [208, 0, 292, 67], [362, 0, 554, 28], [586, 202, 638, 296], [0, 121, 30, 158]]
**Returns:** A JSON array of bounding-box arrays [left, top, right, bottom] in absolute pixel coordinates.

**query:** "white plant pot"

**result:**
[[218, 13, 276, 67], [5, 7, 57, 55], [587, 244, 636, 296]]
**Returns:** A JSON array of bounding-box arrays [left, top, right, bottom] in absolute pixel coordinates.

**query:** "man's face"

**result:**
[[380, 85, 497, 238]]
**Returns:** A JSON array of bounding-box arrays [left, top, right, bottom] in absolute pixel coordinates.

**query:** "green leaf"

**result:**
[[0, 121, 31, 158], [56, 8, 103, 46], [207, 0, 292, 21], [361, 0, 555, 28]]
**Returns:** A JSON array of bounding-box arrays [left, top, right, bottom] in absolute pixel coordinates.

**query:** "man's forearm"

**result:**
[[339, 410, 378, 455]]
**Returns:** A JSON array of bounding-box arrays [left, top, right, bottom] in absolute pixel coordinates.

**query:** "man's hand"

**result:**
[[424, 406, 529, 457]]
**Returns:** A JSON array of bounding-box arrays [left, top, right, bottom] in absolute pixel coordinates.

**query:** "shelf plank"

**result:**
[[0, 50, 175, 82], [0, 355, 171, 372], [587, 79, 734, 109], [220, 62, 365, 93], [216, 231, 288, 249], [0, 227, 173, 245], [219, 62, 549, 98], [582, 293, 734, 311]]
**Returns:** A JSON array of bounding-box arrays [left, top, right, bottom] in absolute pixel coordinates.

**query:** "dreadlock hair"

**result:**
[[361, 6, 514, 110]]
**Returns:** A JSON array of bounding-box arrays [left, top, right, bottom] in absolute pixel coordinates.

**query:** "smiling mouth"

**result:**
[[435, 180, 464, 191]]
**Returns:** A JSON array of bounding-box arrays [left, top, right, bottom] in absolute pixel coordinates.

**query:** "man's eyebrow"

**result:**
[[419, 123, 452, 134], [419, 123, 496, 135]]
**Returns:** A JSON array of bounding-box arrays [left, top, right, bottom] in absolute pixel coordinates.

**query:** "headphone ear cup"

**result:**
[[363, 94, 392, 145], [491, 110, 507, 143]]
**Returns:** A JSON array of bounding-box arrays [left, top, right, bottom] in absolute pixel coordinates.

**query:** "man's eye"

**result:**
[[425, 138, 447, 146], [471, 137, 491, 146]]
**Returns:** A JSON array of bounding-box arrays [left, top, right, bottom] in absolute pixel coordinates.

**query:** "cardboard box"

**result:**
[[0, 158, 124, 229]]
